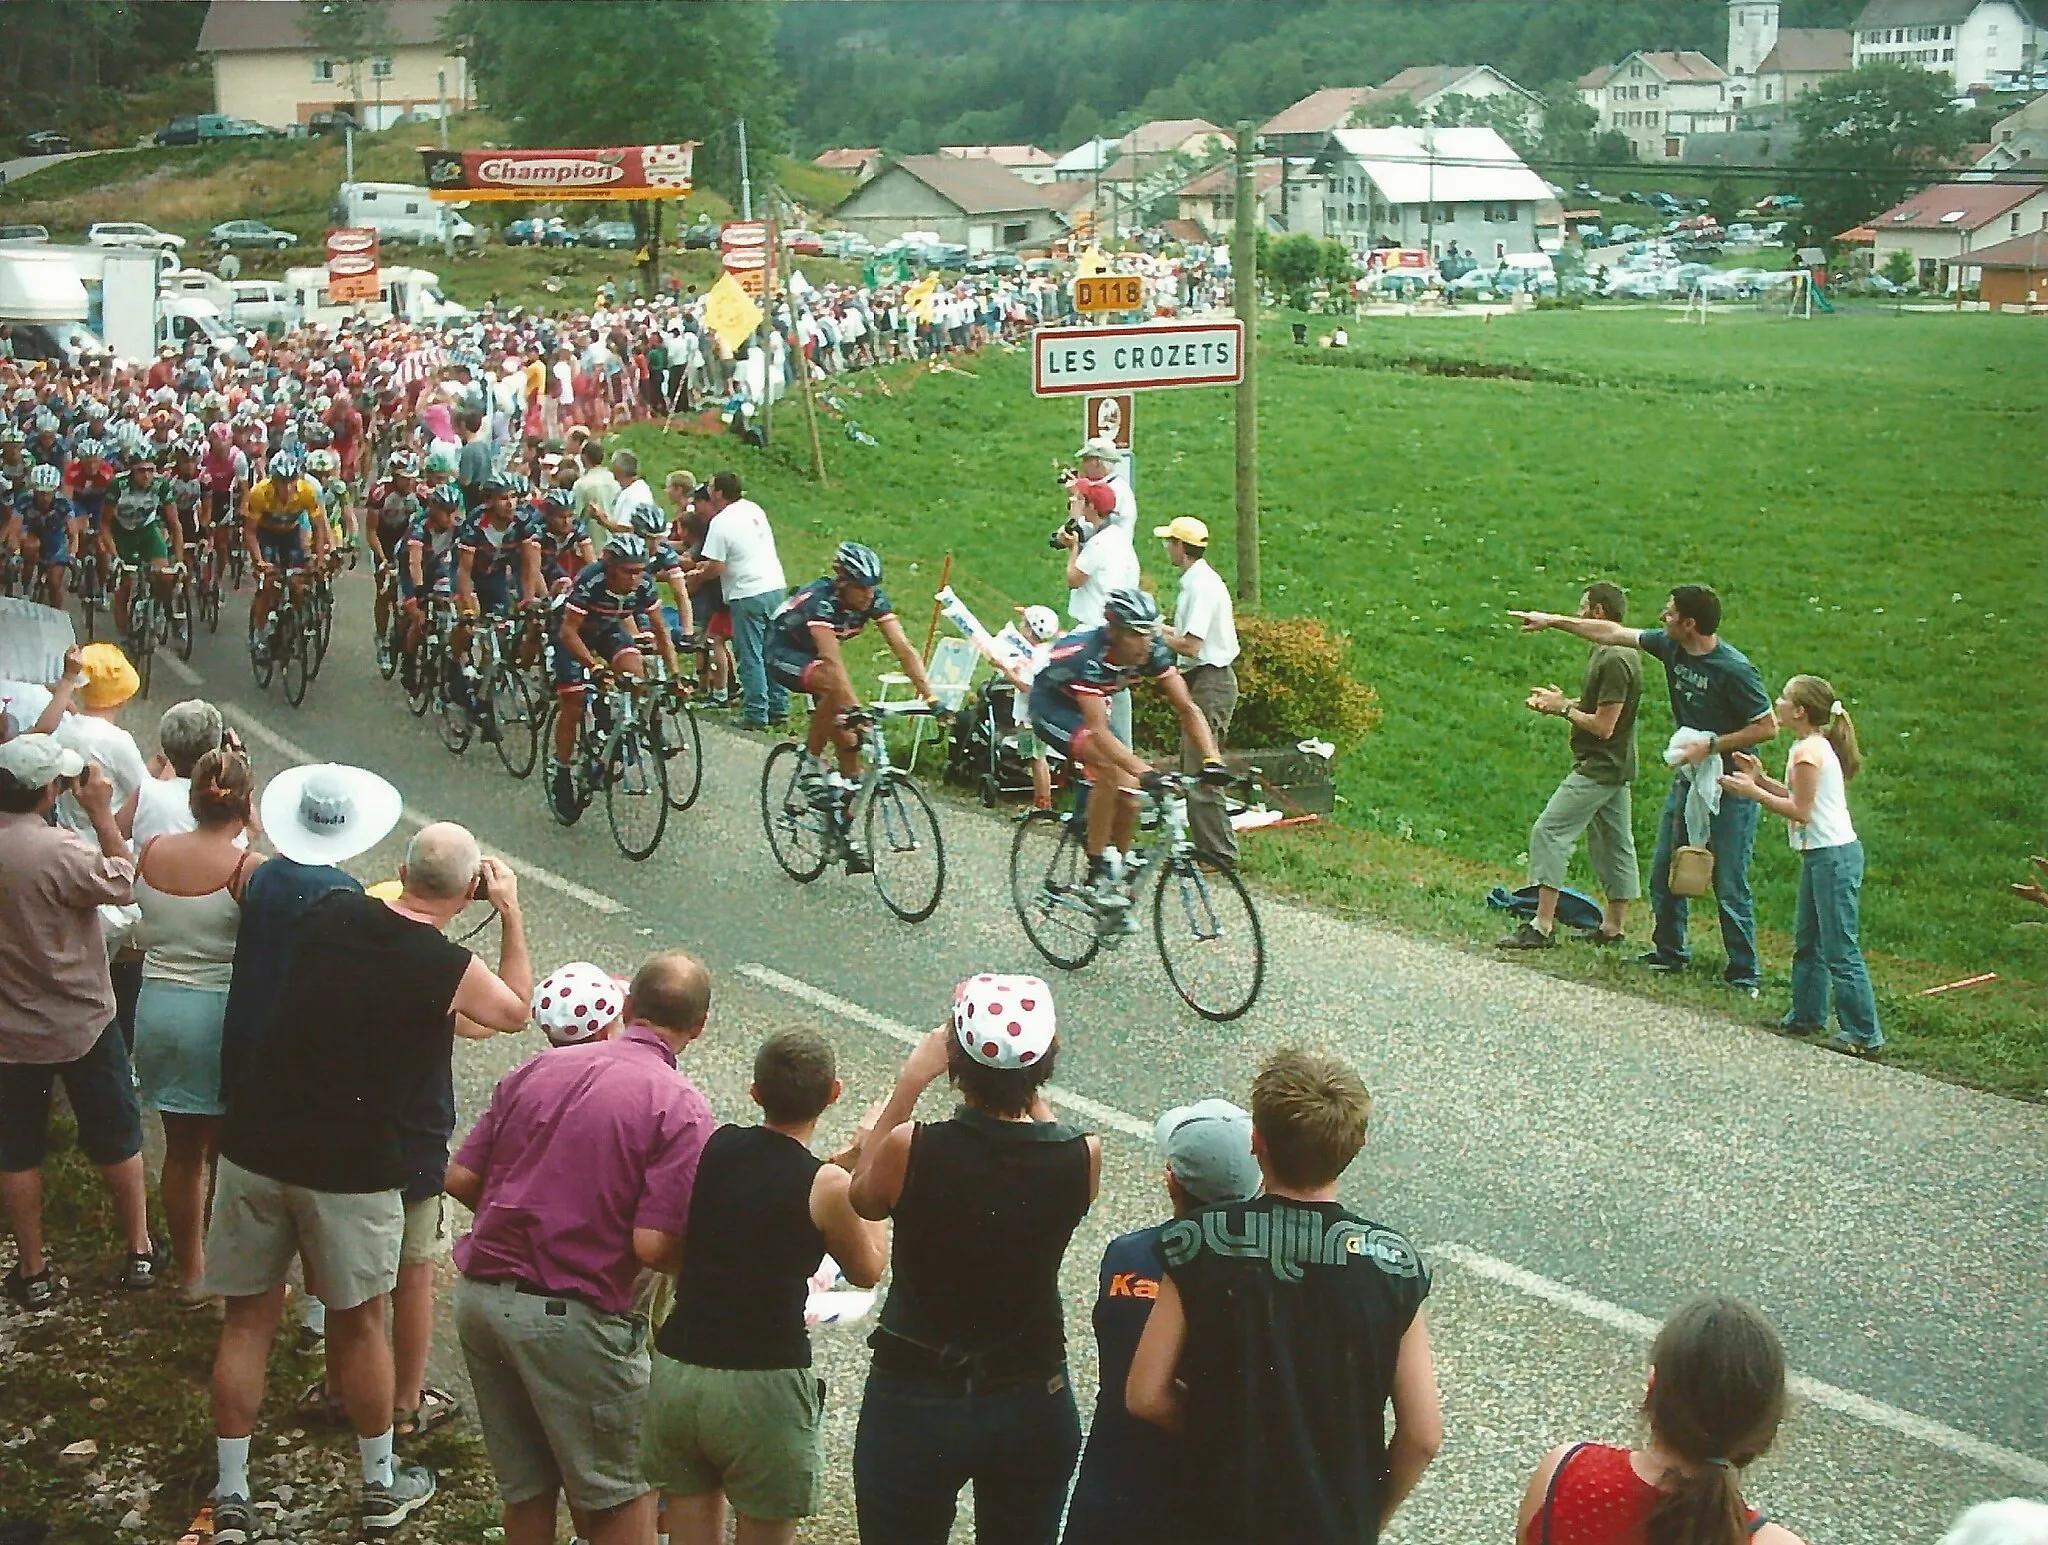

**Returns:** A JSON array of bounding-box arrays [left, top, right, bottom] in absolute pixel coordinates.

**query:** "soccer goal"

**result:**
[[1758, 271, 1821, 318]]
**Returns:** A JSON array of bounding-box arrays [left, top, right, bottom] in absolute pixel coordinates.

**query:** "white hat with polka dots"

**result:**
[[532, 962, 625, 1046], [951, 973, 1056, 1069]]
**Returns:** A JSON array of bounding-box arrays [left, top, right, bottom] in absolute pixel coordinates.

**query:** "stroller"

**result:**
[[944, 679, 1067, 808]]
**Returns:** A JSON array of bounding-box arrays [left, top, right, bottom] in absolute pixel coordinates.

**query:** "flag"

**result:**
[[904, 272, 940, 322], [703, 272, 764, 355]]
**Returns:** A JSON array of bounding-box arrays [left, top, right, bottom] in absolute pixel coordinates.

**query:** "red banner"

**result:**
[[325, 227, 380, 303], [420, 144, 695, 201]]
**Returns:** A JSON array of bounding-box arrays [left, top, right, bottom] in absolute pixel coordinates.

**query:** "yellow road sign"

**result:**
[[1074, 274, 1144, 313]]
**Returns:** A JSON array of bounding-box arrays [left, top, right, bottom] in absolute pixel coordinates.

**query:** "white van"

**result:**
[[227, 279, 300, 332], [335, 182, 485, 253]]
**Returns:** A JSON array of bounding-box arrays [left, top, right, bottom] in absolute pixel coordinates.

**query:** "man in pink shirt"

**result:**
[[447, 949, 716, 1545]]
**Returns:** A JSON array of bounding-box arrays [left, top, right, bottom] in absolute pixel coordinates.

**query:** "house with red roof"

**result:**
[[1869, 180, 2048, 290], [1582, 51, 1734, 161]]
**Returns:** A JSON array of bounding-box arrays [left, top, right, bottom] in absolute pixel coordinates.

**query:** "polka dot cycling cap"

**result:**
[[951, 974, 1056, 1069], [532, 962, 625, 1046]]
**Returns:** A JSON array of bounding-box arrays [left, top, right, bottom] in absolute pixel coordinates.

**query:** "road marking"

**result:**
[[219, 705, 628, 916], [738, 960, 2048, 1489], [161, 655, 202, 686]]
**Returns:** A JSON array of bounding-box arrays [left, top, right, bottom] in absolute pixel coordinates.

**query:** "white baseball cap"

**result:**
[[0, 733, 86, 790]]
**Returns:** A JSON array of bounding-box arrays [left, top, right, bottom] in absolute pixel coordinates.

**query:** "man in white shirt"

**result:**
[[1077, 436, 1136, 533], [609, 449, 657, 532], [1063, 478, 1142, 744], [690, 471, 788, 728], [1158, 517, 1241, 863], [571, 439, 622, 546]]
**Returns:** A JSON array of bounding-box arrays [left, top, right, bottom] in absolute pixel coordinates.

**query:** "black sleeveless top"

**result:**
[[873, 1106, 1091, 1380], [659, 1124, 824, 1370]]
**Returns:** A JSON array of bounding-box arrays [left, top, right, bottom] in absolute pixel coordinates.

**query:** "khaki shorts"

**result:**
[[401, 1194, 448, 1266], [455, 1275, 652, 1513], [642, 1355, 823, 1521], [202, 1158, 402, 1311]]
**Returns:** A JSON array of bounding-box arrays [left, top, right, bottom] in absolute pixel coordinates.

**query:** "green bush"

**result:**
[[1132, 612, 1380, 753]]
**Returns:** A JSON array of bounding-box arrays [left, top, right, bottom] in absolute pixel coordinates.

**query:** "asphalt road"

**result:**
[[114, 564, 2047, 1544], [0, 147, 107, 189]]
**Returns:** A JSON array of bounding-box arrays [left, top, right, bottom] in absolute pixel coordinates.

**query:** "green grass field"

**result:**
[[618, 307, 2047, 1095]]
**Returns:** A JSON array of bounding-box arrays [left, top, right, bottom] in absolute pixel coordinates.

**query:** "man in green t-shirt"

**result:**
[[1500, 581, 1642, 950]]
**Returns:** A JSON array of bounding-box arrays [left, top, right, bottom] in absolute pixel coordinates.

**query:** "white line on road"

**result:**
[[219, 705, 627, 916], [160, 655, 203, 686], [739, 961, 2048, 1489]]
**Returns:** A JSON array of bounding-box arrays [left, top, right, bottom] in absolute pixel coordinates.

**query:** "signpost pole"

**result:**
[[1231, 121, 1260, 611], [761, 211, 775, 447], [776, 191, 829, 484]]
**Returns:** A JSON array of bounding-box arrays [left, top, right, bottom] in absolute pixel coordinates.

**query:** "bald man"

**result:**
[[208, 823, 532, 1542], [449, 951, 716, 1545]]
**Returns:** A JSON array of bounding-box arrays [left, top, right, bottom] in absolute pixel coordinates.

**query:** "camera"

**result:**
[[1047, 517, 1084, 550], [1053, 463, 1077, 487], [473, 864, 490, 902]]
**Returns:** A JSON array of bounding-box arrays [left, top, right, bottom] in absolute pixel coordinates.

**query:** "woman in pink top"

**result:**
[[1517, 1295, 1806, 1545]]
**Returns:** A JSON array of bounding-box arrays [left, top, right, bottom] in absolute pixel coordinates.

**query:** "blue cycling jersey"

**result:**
[[403, 515, 461, 582], [560, 560, 660, 635], [769, 575, 894, 657], [457, 512, 527, 582], [14, 492, 72, 537], [1033, 624, 1178, 700]]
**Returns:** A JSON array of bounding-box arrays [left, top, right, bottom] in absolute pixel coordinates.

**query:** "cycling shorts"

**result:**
[[25, 525, 70, 569], [764, 639, 824, 696], [398, 561, 449, 602], [256, 530, 306, 570], [1026, 681, 1093, 761], [110, 521, 170, 566], [553, 619, 637, 693], [467, 570, 513, 617], [72, 495, 105, 532]]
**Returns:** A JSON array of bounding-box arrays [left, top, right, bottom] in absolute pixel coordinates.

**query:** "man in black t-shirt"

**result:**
[[1128, 1050, 1442, 1545], [204, 823, 533, 1545]]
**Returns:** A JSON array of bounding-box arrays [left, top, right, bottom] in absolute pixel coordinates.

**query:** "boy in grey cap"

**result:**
[[1062, 1100, 1260, 1544]]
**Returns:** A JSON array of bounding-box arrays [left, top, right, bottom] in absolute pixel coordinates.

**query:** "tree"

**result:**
[[447, 0, 786, 201], [1056, 101, 1102, 152], [1532, 90, 1599, 169], [299, 0, 395, 117], [1265, 232, 1322, 308], [1592, 129, 1636, 165], [1707, 177, 1744, 225], [1790, 62, 1967, 248], [1431, 93, 1541, 161], [1881, 247, 1915, 287], [1354, 97, 1425, 129]]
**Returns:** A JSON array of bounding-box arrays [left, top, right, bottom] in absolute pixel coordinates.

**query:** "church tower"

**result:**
[[1727, 0, 1781, 80]]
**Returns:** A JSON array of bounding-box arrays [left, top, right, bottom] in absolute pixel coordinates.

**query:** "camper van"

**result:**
[[281, 264, 473, 329], [334, 183, 485, 253], [0, 248, 104, 368]]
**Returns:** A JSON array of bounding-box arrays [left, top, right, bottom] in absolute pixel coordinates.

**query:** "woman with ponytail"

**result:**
[[1517, 1295, 1805, 1545], [131, 748, 266, 1302], [1717, 675, 1882, 1055]]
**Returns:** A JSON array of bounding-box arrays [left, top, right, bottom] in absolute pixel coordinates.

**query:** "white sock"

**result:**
[[359, 1428, 395, 1489], [216, 1435, 251, 1500], [299, 1296, 325, 1334]]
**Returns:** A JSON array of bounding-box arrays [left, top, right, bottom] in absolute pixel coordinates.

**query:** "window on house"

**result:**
[[1648, 85, 1660, 98], [1765, 83, 1775, 99], [313, 58, 335, 81], [1665, 137, 1681, 158], [371, 56, 393, 79], [2015, 213, 2024, 234], [1648, 111, 1660, 126], [1944, 47, 1954, 59]]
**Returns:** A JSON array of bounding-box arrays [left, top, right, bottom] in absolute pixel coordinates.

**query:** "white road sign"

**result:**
[[1031, 320, 1244, 397]]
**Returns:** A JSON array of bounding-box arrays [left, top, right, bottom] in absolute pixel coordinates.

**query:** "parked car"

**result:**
[[209, 219, 298, 250], [1755, 193, 1803, 212], [307, 110, 357, 137], [1571, 182, 1604, 199], [154, 114, 276, 147], [578, 219, 638, 250], [782, 229, 826, 256], [966, 252, 1021, 274], [681, 219, 718, 250], [87, 221, 186, 254], [17, 130, 72, 156], [0, 223, 52, 246], [1620, 190, 1648, 205]]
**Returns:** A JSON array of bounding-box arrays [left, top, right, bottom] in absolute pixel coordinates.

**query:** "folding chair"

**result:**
[[879, 635, 980, 772]]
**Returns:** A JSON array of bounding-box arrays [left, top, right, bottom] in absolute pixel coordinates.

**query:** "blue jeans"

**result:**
[[727, 588, 788, 725], [1648, 776, 1761, 985], [1791, 841, 1882, 1046], [854, 1367, 1081, 1545]]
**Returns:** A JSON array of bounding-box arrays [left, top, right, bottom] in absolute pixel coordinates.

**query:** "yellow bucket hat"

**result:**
[[76, 643, 140, 709]]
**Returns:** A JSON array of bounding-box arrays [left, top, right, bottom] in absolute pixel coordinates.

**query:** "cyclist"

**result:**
[[1028, 587, 1231, 922], [66, 435, 112, 562], [0, 426, 30, 504], [765, 543, 935, 849], [305, 447, 357, 555], [15, 463, 74, 609], [367, 449, 425, 644], [521, 486, 592, 597], [621, 500, 695, 644], [103, 449, 186, 643], [243, 450, 330, 644], [166, 439, 207, 543], [398, 482, 465, 660], [200, 421, 249, 574], [548, 533, 680, 822], [450, 474, 537, 743]]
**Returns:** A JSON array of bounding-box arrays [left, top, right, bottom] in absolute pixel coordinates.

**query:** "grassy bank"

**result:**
[[616, 305, 2047, 1098]]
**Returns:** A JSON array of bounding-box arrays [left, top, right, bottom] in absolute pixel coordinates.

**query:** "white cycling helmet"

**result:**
[[305, 448, 340, 476], [29, 463, 62, 492]]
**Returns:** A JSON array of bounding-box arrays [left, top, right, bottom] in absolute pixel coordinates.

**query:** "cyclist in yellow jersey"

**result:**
[[243, 452, 331, 641]]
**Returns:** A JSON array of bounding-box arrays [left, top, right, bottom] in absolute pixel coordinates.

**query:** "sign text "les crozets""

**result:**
[[1031, 321, 1244, 397]]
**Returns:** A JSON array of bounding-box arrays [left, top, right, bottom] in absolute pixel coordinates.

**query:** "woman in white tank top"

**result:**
[[132, 749, 267, 1300], [1716, 675, 1881, 1056]]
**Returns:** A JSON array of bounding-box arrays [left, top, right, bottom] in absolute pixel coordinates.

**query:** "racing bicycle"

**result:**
[[249, 564, 315, 707], [1009, 772, 1265, 1021], [546, 666, 671, 861]]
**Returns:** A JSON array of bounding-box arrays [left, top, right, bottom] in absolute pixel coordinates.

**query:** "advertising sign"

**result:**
[[1083, 393, 1133, 450], [721, 220, 769, 297], [420, 143, 695, 201], [325, 227, 381, 303], [1031, 320, 1244, 397]]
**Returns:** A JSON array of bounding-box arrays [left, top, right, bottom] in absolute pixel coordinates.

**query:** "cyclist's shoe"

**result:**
[[796, 756, 829, 801], [843, 843, 874, 876], [361, 1461, 436, 1533], [211, 1495, 255, 1545], [473, 708, 502, 745], [547, 761, 581, 826]]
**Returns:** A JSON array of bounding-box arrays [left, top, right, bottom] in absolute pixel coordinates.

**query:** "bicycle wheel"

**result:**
[[280, 610, 311, 707], [434, 656, 472, 753], [759, 742, 830, 882], [1153, 851, 1266, 1022], [406, 636, 436, 717], [77, 558, 100, 642], [655, 691, 703, 811], [865, 772, 946, 923], [604, 721, 669, 861], [489, 662, 542, 779], [129, 595, 155, 700], [1009, 809, 1100, 970], [170, 573, 195, 661], [307, 585, 334, 680], [199, 550, 220, 634], [248, 605, 275, 690]]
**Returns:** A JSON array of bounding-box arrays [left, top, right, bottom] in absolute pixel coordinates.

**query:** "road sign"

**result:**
[[1031, 320, 1244, 397], [1074, 273, 1143, 313], [1084, 393, 1133, 450]]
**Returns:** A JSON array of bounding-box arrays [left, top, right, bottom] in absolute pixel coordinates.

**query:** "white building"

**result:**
[[1726, 1, 1854, 110], [195, 0, 471, 132], [1305, 126, 1557, 261], [1584, 51, 1735, 161], [1868, 179, 2048, 289], [1848, 0, 2041, 91]]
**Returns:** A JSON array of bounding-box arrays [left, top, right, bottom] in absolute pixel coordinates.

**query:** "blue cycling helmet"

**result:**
[[833, 541, 883, 587], [626, 501, 669, 538], [268, 450, 303, 482], [543, 487, 577, 513], [1104, 587, 1163, 632], [426, 482, 464, 510], [604, 533, 650, 564]]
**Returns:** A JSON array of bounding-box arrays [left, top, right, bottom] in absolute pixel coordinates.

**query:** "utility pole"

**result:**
[[737, 118, 753, 222], [343, 118, 354, 181], [437, 69, 448, 148], [1423, 109, 1435, 262], [775, 190, 828, 483], [1231, 121, 1260, 611]]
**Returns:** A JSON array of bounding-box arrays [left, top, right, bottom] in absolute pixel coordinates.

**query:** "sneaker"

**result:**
[[3, 1263, 62, 1309], [1725, 982, 1761, 1001], [1575, 928, 1626, 947], [1634, 951, 1686, 974], [1821, 1033, 1880, 1058], [843, 845, 873, 876], [362, 1461, 436, 1532], [212, 1495, 255, 1545], [1496, 922, 1555, 951], [119, 1245, 168, 1291]]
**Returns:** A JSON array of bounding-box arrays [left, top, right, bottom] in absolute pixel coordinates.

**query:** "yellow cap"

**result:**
[[1152, 517, 1210, 547], [75, 643, 140, 709]]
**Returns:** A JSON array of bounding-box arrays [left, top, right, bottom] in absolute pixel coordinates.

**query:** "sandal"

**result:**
[[294, 1380, 349, 1426], [394, 1386, 461, 1442], [4, 1264, 63, 1309]]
